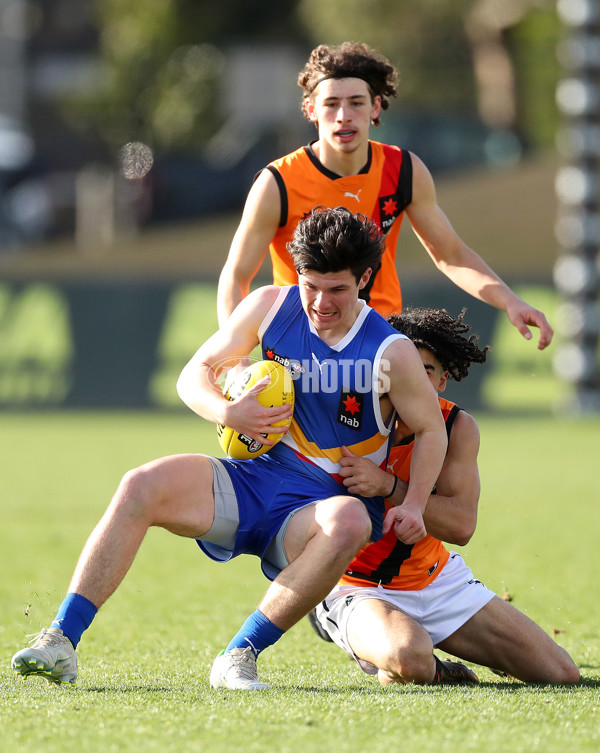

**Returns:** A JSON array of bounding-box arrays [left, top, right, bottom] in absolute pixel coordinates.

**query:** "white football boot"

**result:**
[[12, 628, 78, 684], [209, 647, 270, 690]]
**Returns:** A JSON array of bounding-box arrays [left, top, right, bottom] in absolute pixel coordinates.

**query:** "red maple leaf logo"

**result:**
[[343, 395, 361, 415], [382, 198, 398, 216], [266, 349, 274, 359]]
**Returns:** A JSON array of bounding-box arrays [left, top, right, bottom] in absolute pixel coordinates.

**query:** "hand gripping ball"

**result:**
[[216, 360, 295, 459]]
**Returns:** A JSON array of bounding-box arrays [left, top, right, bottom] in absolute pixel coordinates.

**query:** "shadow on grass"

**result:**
[[475, 679, 600, 691], [271, 684, 379, 694], [81, 676, 600, 695], [274, 678, 600, 694], [575, 676, 600, 688], [85, 685, 180, 693]]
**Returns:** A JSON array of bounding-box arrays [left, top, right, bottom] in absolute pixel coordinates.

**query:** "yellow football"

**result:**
[[216, 359, 295, 459]]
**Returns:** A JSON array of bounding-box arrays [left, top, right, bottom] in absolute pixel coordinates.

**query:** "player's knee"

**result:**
[[115, 465, 161, 521], [393, 651, 435, 685], [326, 497, 371, 553], [377, 648, 434, 685]]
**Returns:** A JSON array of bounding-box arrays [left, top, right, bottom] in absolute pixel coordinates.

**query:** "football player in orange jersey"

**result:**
[[311, 308, 579, 685], [217, 42, 553, 349]]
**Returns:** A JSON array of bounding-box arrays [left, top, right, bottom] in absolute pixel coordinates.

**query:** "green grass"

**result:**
[[1, 411, 599, 753]]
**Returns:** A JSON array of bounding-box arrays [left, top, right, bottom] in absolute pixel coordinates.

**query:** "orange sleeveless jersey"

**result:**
[[340, 398, 460, 591], [266, 141, 412, 317]]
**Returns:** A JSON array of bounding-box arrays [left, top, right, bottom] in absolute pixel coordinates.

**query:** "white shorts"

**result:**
[[315, 552, 495, 674]]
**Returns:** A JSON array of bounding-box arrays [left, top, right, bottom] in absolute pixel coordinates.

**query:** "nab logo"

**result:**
[[337, 389, 364, 431], [264, 347, 304, 376], [378, 193, 402, 232]]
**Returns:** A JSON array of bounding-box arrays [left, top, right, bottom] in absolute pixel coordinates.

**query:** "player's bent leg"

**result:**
[[346, 598, 437, 685], [12, 453, 217, 683], [67, 453, 216, 608], [210, 495, 371, 690], [258, 495, 372, 632], [438, 595, 580, 683]]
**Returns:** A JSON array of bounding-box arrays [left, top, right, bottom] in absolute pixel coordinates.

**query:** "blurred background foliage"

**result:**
[[0, 0, 566, 249], [62, 0, 305, 154], [61, 0, 561, 156], [1, 0, 588, 413], [298, 0, 478, 112]]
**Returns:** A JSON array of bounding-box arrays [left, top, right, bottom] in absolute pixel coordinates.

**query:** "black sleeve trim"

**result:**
[[398, 149, 413, 211], [265, 165, 287, 227], [445, 405, 461, 440]]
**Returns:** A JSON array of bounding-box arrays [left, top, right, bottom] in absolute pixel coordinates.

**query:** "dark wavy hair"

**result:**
[[298, 42, 398, 125], [387, 307, 489, 381], [287, 206, 383, 284]]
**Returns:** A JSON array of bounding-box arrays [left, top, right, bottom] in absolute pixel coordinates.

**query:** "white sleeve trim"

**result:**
[[258, 286, 291, 344], [372, 333, 407, 435]]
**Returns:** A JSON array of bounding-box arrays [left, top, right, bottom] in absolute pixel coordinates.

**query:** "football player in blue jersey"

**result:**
[[12, 207, 447, 691]]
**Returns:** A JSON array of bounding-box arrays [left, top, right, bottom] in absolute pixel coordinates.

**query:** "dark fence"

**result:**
[[0, 279, 497, 411]]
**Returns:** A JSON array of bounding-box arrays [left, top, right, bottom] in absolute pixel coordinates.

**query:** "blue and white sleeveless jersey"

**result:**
[[258, 286, 404, 491], [198, 285, 408, 572]]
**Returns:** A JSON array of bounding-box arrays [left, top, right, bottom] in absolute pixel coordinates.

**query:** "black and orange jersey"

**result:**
[[340, 397, 460, 591], [265, 141, 412, 317]]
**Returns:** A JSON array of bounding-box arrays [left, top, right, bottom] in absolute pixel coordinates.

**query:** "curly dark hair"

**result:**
[[298, 42, 398, 126], [287, 206, 383, 283], [387, 307, 489, 382]]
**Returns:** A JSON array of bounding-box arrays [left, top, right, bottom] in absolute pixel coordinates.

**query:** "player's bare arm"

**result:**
[[406, 153, 553, 349], [421, 410, 480, 546], [178, 286, 292, 441], [339, 411, 479, 547], [217, 170, 282, 325], [380, 410, 480, 546], [380, 338, 447, 544]]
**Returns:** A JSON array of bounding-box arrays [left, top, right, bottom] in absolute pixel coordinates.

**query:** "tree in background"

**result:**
[[63, 0, 561, 157], [297, 0, 560, 150], [297, 0, 477, 114], [465, 0, 560, 148], [63, 0, 304, 155], [62, 1, 222, 153]]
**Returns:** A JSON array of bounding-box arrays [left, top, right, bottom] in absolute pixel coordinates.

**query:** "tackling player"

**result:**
[[311, 307, 579, 684]]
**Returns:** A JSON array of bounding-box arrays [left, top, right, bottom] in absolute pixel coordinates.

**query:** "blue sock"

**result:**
[[225, 609, 284, 657], [50, 592, 98, 648]]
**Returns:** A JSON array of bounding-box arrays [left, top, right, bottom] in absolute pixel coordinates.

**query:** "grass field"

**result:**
[[1, 410, 598, 753]]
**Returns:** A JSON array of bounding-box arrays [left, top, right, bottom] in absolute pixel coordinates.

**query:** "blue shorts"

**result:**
[[196, 452, 383, 579]]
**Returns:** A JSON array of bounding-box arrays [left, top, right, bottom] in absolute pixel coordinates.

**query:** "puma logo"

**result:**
[[344, 189, 362, 202]]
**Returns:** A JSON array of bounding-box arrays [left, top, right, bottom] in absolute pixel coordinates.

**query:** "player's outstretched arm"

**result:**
[[405, 153, 553, 349], [177, 286, 291, 440], [216, 170, 281, 326]]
